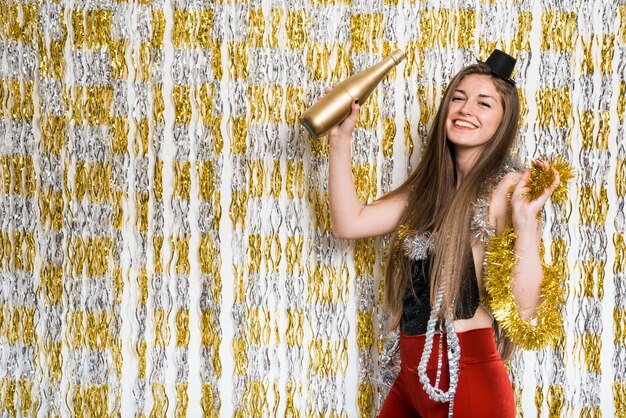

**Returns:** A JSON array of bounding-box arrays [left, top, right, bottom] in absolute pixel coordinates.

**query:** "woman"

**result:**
[[327, 50, 560, 417]]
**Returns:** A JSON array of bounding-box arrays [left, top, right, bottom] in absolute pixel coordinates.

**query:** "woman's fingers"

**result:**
[[512, 171, 530, 198], [329, 100, 360, 139]]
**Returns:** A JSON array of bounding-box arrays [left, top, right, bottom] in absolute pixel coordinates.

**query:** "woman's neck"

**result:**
[[454, 149, 480, 188]]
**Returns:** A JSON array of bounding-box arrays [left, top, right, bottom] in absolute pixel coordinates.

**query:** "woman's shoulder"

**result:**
[[472, 158, 524, 241]]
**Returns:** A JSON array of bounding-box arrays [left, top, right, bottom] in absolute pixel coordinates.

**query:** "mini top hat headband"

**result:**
[[482, 49, 516, 85]]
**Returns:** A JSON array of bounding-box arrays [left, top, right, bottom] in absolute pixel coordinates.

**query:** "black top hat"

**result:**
[[482, 49, 516, 85]]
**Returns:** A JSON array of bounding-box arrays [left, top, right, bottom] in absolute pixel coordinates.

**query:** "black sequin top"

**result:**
[[400, 254, 480, 336]]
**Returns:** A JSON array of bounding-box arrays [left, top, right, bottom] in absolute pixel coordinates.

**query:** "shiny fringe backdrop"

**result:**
[[0, 0, 624, 417]]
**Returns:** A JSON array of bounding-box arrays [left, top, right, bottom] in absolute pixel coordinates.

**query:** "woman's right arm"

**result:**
[[328, 100, 408, 240]]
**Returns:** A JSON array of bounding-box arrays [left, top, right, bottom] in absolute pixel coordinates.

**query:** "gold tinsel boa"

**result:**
[[483, 158, 573, 350]]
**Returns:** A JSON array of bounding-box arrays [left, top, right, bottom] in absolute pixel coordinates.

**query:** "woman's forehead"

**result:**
[[456, 74, 499, 95]]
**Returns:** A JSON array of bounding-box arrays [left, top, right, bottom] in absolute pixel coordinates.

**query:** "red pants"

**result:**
[[379, 327, 515, 418]]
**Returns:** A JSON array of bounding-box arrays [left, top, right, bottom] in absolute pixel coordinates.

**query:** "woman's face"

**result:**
[[446, 74, 504, 153]]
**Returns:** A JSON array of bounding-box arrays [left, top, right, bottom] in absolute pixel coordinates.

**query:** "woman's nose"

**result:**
[[459, 102, 473, 116]]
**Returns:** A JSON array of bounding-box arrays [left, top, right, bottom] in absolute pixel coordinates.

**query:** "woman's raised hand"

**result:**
[[321, 86, 360, 141], [328, 99, 360, 140], [510, 160, 560, 231]]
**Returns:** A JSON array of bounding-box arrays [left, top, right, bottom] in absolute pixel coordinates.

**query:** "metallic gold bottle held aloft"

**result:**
[[301, 49, 405, 138]]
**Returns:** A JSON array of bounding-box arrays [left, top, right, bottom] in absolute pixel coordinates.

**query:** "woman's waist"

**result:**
[[401, 303, 493, 336], [399, 320, 500, 369]]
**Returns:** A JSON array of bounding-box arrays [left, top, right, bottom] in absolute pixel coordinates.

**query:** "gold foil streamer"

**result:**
[[136, 192, 149, 232], [138, 268, 148, 306], [173, 85, 192, 125], [138, 340, 147, 379], [150, 383, 167, 417], [230, 115, 248, 154], [233, 337, 248, 376], [264, 233, 281, 271], [8, 80, 22, 119], [175, 383, 189, 418], [151, 9, 165, 49], [579, 260, 605, 299], [22, 81, 34, 120], [151, 85, 165, 125], [419, 9, 450, 49], [613, 381, 626, 418], [176, 309, 189, 346], [152, 308, 168, 349], [574, 333, 602, 374], [2, 306, 36, 345], [135, 42, 151, 82], [173, 160, 191, 200], [601, 34, 615, 75], [227, 41, 248, 80], [579, 185, 609, 226], [548, 384, 565, 416], [196, 9, 213, 49], [152, 236, 164, 277], [45, 101, 66, 139], [286, 160, 304, 200], [110, 39, 128, 79], [540, 11, 576, 52], [153, 161, 163, 200], [597, 111, 610, 151], [358, 382, 374, 417], [199, 235, 217, 274], [524, 157, 574, 204], [308, 42, 331, 81], [332, 43, 351, 83], [69, 310, 111, 350], [86, 237, 113, 277], [456, 9, 476, 49], [248, 8, 265, 48], [286, 9, 306, 50], [1, 156, 9, 195], [513, 12, 533, 54], [73, 385, 109, 416], [201, 383, 219, 418], [41, 265, 63, 304], [113, 116, 130, 155], [616, 233, 626, 273], [173, 8, 194, 48], [173, 235, 191, 275], [616, 308, 626, 351], [581, 36, 595, 75], [536, 88, 572, 128], [352, 163, 377, 202], [357, 311, 374, 351], [86, 10, 111, 49], [483, 227, 565, 349], [88, 162, 112, 202], [197, 84, 215, 125]]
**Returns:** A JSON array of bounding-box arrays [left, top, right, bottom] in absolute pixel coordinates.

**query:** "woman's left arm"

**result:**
[[508, 162, 560, 319]]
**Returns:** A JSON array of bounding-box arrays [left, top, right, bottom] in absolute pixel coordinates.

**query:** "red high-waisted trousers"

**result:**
[[378, 327, 515, 417]]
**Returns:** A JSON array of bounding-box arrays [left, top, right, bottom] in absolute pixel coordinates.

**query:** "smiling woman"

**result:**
[[326, 49, 562, 417]]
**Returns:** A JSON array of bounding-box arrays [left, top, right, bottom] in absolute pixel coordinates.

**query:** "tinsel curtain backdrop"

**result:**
[[0, 0, 624, 416]]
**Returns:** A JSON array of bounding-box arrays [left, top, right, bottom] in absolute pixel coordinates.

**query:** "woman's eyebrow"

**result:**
[[454, 89, 496, 101], [478, 94, 497, 101]]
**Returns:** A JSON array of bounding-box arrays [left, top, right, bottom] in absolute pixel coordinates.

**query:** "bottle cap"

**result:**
[[389, 49, 405, 65]]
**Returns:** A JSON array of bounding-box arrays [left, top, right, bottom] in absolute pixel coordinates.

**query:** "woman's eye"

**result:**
[[480, 102, 491, 108], [452, 97, 464, 101]]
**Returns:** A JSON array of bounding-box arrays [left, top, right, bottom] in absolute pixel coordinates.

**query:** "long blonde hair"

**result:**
[[384, 63, 520, 358]]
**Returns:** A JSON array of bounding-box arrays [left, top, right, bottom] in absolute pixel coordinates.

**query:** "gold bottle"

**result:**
[[301, 49, 405, 138]]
